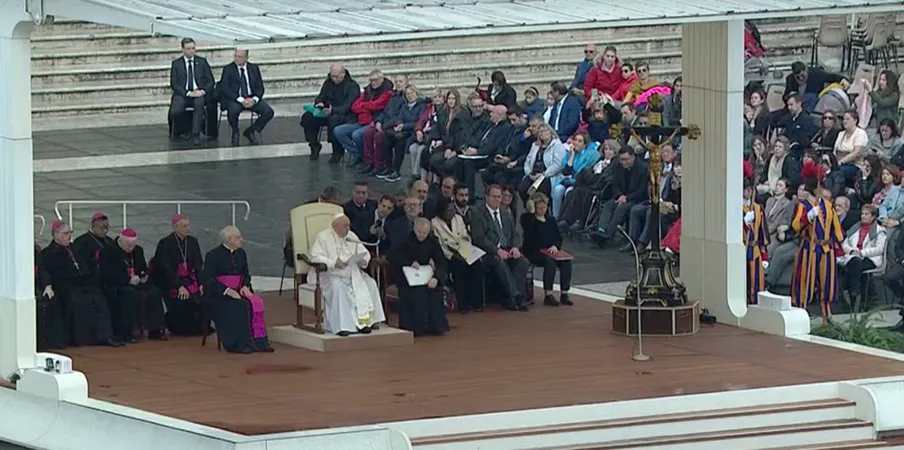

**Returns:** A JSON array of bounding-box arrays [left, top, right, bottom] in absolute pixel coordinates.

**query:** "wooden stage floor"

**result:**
[[60, 292, 904, 435]]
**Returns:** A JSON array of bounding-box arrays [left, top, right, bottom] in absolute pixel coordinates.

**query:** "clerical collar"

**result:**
[[222, 244, 236, 253]]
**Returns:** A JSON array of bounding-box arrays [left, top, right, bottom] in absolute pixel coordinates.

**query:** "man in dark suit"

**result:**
[[343, 181, 378, 239], [168, 37, 215, 146], [779, 93, 817, 159], [548, 81, 582, 139], [457, 105, 513, 196], [385, 196, 422, 253], [470, 184, 530, 310], [219, 49, 275, 146]]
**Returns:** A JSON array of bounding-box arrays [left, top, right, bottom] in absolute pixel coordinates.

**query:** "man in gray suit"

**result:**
[[470, 184, 530, 310]]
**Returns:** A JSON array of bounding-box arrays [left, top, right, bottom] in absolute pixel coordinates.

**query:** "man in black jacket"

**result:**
[[168, 37, 216, 146], [343, 181, 378, 239], [483, 107, 533, 190], [592, 146, 649, 244], [456, 105, 513, 196], [300, 63, 361, 162], [219, 49, 275, 146]]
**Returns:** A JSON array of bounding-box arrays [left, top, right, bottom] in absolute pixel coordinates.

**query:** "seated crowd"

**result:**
[[34, 213, 275, 354], [742, 60, 904, 329], [297, 179, 575, 338]]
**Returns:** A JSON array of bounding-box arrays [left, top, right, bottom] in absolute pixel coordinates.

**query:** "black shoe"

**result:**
[[543, 294, 560, 306], [371, 323, 380, 330], [310, 147, 321, 161], [191, 136, 201, 146], [346, 156, 361, 168], [560, 293, 573, 306], [358, 164, 373, 174], [231, 131, 240, 146], [125, 335, 139, 344], [148, 330, 168, 341], [105, 338, 124, 348], [337, 331, 350, 337], [375, 168, 393, 179], [569, 222, 584, 232], [328, 153, 343, 164], [557, 220, 570, 230], [385, 171, 401, 182], [358, 326, 372, 334], [243, 128, 259, 145]]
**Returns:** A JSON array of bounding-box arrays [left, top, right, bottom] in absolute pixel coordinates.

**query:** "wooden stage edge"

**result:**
[[51, 290, 904, 435]]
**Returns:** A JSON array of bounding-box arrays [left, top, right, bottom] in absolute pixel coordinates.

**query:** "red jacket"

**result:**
[[613, 74, 637, 102], [351, 79, 393, 125], [583, 61, 622, 100]]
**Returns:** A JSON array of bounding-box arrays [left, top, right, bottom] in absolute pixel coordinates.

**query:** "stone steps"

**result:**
[[25, 16, 898, 126]]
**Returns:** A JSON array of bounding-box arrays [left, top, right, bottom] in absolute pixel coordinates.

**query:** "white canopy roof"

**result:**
[[43, 0, 904, 43]]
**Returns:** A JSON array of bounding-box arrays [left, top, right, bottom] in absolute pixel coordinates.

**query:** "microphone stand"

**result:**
[[617, 225, 649, 362]]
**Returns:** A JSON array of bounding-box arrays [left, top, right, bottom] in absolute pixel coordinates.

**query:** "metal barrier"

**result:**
[[34, 215, 46, 236], [53, 200, 251, 228]]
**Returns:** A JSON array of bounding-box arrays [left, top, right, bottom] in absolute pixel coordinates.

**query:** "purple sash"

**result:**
[[217, 275, 266, 339], [170, 263, 200, 297]]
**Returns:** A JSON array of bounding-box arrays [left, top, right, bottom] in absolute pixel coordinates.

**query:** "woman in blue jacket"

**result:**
[[552, 132, 600, 218]]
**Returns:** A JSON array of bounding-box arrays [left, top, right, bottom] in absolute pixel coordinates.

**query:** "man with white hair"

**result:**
[[39, 220, 121, 347], [202, 226, 273, 353], [309, 213, 386, 336], [99, 228, 168, 342], [153, 214, 206, 336]]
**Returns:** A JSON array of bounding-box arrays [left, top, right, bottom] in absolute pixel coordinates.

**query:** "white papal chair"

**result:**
[[290, 202, 342, 334]]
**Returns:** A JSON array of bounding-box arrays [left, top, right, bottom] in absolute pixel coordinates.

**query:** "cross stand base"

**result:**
[[624, 248, 687, 307]]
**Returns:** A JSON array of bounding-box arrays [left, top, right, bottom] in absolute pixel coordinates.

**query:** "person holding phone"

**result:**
[[99, 228, 168, 343]]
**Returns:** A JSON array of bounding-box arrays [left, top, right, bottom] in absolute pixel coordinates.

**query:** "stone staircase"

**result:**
[[406, 398, 902, 450], [29, 18, 904, 131]]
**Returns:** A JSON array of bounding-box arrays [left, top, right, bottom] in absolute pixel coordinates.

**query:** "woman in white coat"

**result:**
[[837, 204, 887, 308], [518, 122, 568, 204]]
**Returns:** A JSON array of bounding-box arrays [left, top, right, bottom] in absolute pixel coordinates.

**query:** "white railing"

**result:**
[[53, 200, 252, 228], [34, 215, 46, 236]]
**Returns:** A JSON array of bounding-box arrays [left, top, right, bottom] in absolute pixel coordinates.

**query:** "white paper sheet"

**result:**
[[345, 252, 369, 267], [402, 265, 434, 286]]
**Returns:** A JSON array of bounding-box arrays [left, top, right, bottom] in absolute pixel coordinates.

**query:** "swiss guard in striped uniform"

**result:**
[[790, 161, 844, 325], [743, 177, 769, 305]]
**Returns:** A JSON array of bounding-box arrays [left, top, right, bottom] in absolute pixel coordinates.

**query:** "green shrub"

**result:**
[[811, 308, 904, 353]]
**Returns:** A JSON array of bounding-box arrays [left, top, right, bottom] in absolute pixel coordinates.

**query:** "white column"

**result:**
[[0, 6, 37, 379], [680, 20, 747, 324]]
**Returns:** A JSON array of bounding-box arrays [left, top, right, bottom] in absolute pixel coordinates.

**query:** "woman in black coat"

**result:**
[[521, 193, 573, 306], [487, 70, 518, 111], [388, 218, 450, 336], [425, 88, 472, 178]]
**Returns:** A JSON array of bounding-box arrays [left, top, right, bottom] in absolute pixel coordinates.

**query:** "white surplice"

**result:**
[[308, 228, 386, 333]]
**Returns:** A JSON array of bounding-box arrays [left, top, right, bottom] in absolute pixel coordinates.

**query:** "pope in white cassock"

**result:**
[[309, 213, 386, 336]]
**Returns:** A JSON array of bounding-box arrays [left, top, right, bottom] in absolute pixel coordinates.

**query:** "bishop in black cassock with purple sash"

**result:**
[[40, 220, 121, 347], [203, 226, 273, 354], [35, 244, 67, 350], [99, 228, 168, 342], [72, 211, 114, 278], [154, 214, 207, 336]]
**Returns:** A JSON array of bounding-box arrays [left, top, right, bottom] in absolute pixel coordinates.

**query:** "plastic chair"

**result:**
[[811, 15, 850, 70]]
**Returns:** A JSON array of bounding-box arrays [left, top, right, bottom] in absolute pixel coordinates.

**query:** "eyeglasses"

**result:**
[[823, 116, 835, 120], [584, 50, 595, 54]]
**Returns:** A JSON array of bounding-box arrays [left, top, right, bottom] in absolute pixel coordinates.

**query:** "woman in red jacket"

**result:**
[[582, 46, 621, 101]]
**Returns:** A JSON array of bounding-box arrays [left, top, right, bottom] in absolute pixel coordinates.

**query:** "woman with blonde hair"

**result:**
[[519, 122, 568, 204], [521, 193, 573, 306]]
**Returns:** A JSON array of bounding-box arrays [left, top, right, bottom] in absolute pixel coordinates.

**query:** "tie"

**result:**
[[493, 211, 506, 248], [549, 101, 560, 128], [239, 67, 249, 97], [187, 59, 195, 91]]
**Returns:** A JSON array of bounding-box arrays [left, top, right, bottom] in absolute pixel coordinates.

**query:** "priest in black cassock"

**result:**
[[99, 228, 168, 342], [154, 214, 207, 336], [388, 218, 450, 336], [202, 226, 274, 354], [72, 211, 114, 277], [40, 221, 121, 347], [35, 244, 67, 350]]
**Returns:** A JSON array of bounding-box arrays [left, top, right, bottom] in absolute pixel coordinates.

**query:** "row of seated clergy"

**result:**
[[36, 216, 273, 354], [308, 214, 387, 336]]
